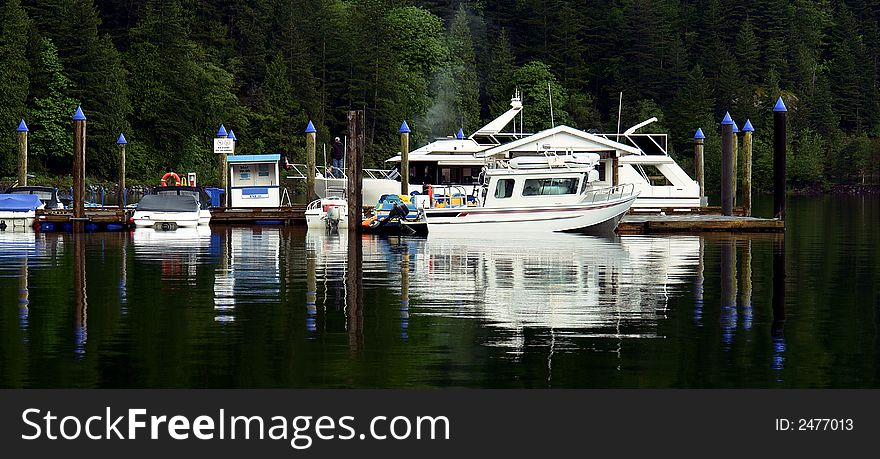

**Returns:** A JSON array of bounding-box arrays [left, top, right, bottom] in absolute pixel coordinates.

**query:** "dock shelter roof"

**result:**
[[475, 125, 641, 159], [227, 154, 281, 163]]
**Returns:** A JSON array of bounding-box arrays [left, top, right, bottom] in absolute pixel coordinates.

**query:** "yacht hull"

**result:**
[[132, 211, 204, 228], [425, 195, 636, 235]]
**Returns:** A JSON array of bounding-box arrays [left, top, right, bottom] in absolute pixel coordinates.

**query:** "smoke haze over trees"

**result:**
[[0, 0, 879, 190]]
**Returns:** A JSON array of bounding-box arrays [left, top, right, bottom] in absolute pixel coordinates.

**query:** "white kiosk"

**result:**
[[228, 154, 281, 208]]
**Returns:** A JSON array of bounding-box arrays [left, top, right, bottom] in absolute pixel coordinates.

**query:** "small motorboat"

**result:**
[[3, 186, 67, 209], [305, 195, 348, 231], [0, 194, 43, 231], [151, 186, 213, 225], [362, 194, 428, 236], [132, 194, 203, 230]]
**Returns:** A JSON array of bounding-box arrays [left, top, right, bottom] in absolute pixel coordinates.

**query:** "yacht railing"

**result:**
[[431, 185, 474, 208], [582, 183, 636, 203], [286, 164, 399, 181]]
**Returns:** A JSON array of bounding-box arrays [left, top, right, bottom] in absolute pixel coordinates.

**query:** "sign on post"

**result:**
[[214, 138, 234, 155]]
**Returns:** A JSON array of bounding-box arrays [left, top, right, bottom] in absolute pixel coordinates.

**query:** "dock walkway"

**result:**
[[618, 214, 784, 234]]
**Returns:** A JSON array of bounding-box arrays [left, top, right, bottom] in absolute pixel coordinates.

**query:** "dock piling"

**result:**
[[117, 133, 127, 209], [16, 119, 28, 186], [773, 97, 787, 221], [305, 120, 317, 202], [732, 121, 739, 204], [346, 110, 364, 233], [720, 112, 735, 216], [693, 128, 705, 203], [399, 120, 410, 195], [72, 106, 87, 232], [741, 120, 754, 216], [215, 124, 228, 208]]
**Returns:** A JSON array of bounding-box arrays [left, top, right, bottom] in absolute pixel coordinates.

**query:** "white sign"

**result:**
[[214, 138, 234, 155]]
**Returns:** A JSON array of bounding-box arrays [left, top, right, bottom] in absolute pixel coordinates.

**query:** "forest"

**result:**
[[1, 0, 879, 192]]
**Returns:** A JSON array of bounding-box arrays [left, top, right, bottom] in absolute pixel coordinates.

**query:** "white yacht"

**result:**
[[424, 153, 638, 234], [315, 95, 701, 211]]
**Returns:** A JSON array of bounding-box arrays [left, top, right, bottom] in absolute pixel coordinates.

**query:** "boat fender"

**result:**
[[161, 172, 181, 187]]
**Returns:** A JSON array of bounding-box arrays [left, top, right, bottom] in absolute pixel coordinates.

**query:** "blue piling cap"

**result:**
[[456, 128, 465, 139], [217, 124, 228, 137], [773, 97, 788, 112], [228, 130, 237, 141], [399, 120, 410, 133], [742, 119, 754, 132], [305, 120, 316, 133], [72, 106, 86, 121], [16, 119, 28, 132], [721, 112, 734, 125], [732, 121, 740, 133], [116, 133, 127, 145], [694, 128, 705, 139]]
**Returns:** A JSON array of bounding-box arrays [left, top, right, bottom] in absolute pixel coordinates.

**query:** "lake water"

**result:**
[[0, 196, 877, 388]]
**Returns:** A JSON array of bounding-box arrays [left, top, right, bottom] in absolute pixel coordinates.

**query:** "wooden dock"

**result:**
[[617, 214, 784, 234], [210, 205, 307, 224], [34, 207, 133, 231]]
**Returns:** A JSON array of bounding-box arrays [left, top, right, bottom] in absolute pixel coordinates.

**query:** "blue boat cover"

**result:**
[[0, 194, 41, 212]]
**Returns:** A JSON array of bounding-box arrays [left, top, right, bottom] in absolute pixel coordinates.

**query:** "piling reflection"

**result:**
[[306, 237, 317, 334], [720, 238, 737, 348], [73, 233, 87, 358], [772, 234, 786, 376], [346, 230, 364, 353]]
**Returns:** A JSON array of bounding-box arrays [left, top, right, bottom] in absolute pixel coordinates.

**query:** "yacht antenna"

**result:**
[[616, 92, 623, 141], [548, 82, 555, 128]]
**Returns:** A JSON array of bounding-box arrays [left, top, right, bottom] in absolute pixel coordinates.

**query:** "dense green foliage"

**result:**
[[0, 0, 879, 189]]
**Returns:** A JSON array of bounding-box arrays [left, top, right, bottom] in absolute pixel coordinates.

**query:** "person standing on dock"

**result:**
[[331, 137, 344, 178]]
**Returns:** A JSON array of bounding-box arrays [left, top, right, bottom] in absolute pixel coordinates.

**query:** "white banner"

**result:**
[[213, 138, 234, 155]]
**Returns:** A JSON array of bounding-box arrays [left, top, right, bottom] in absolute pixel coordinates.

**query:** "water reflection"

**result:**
[[0, 217, 804, 387]]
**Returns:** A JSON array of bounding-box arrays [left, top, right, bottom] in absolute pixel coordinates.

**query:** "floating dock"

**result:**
[[35, 208, 131, 231], [617, 214, 784, 234], [209, 205, 307, 224]]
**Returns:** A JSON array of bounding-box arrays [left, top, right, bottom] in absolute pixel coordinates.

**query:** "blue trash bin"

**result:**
[[205, 187, 225, 208]]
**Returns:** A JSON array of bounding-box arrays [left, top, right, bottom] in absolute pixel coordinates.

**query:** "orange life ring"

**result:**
[[161, 172, 181, 187]]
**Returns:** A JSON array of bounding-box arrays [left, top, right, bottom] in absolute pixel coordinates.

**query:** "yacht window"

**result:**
[[494, 179, 515, 198], [522, 178, 579, 196]]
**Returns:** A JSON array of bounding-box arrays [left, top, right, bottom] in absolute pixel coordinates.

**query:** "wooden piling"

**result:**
[[693, 128, 705, 201], [117, 133, 127, 208], [346, 110, 364, 232], [16, 119, 28, 186], [216, 124, 228, 208], [720, 112, 735, 216], [72, 107, 87, 232], [732, 122, 739, 204], [612, 153, 620, 187], [773, 98, 787, 221], [741, 120, 754, 216], [305, 121, 317, 202], [399, 121, 411, 195]]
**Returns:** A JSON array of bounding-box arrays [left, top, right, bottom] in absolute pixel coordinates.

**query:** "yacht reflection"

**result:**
[[132, 226, 212, 281], [306, 232, 701, 353]]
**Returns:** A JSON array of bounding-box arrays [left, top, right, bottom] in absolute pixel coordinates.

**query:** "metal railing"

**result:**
[[285, 164, 400, 182], [582, 183, 637, 203], [431, 185, 474, 208]]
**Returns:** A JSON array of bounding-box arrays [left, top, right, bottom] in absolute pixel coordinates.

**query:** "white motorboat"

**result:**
[[0, 194, 43, 231], [424, 153, 638, 234], [305, 195, 348, 231], [132, 194, 204, 229], [150, 186, 213, 225]]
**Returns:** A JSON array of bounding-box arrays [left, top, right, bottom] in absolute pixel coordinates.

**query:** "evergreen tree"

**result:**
[[0, 0, 30, 176], [447, 5, 480, 134], [485, 27, 515, 120], [29, 37, 78, 171], [510, 60, 570, 132]]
